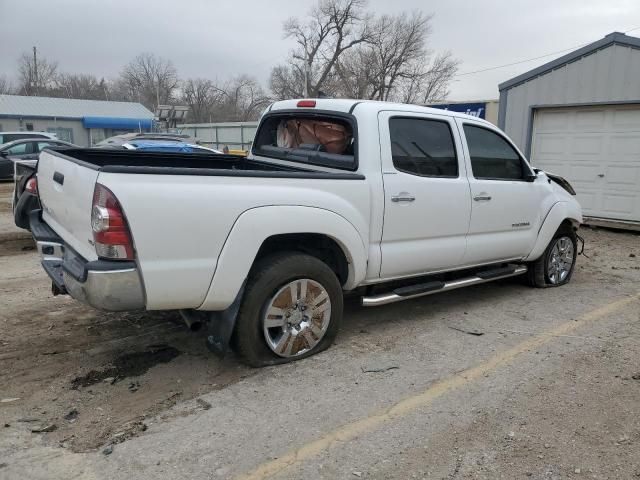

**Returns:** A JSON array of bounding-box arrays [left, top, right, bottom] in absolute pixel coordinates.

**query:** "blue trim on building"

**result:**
[[82, 117, 153, 130]]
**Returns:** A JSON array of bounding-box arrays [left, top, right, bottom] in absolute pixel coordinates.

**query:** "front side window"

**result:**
[[37, 141, 60, 152], [464, 125, 525, 180], [389, 117, 458, 177]]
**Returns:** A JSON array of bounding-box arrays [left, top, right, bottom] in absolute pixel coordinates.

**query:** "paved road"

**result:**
[[1, 227, 639, 480]]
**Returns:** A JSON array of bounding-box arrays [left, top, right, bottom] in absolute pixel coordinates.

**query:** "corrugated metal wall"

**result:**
[[502, 44, 640, 152]]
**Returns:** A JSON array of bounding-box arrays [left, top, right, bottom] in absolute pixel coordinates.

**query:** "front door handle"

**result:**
[[391, 194, 415, 203], [473, 195, 492, 201]]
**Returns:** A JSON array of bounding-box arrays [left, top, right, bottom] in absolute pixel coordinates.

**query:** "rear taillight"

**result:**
[[25, 177, 38, 195], [91, 184, 134, 260]]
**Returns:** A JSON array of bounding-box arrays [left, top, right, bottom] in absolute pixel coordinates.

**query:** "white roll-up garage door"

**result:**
[[530, 105, 640, 223]]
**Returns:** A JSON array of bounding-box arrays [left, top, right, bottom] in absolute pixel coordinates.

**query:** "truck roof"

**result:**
[[269, 98, 492, 124]]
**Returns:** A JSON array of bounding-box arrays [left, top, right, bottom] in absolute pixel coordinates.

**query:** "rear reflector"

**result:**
[[91, 184, 134, 260], [25, 177, 38, 195], [297, 100, 316, 108]]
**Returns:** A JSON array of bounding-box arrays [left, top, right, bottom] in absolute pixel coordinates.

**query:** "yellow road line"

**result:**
[[236, 293, 640, 480]]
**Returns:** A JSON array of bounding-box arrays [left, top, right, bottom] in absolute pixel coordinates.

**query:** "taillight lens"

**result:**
[[297, 100, 316, 108], [25, 177, 38, 195], [91, 184, 134, 260]]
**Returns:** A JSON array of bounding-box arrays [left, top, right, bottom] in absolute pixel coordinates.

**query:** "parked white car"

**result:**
[[30, 99, 582, 366]]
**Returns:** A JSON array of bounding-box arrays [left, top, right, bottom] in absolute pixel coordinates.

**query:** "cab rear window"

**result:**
[[252, 113, 357, 171]]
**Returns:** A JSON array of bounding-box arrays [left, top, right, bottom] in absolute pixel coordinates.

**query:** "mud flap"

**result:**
[[204, 282, 246, 357]]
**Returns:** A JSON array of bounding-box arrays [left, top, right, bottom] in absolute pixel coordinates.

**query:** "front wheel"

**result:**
[[528, 226, 577, 287], [234, 253, 343, 367]]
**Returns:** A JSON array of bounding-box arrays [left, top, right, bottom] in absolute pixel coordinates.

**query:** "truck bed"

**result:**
[[46, 148, 364, 179]]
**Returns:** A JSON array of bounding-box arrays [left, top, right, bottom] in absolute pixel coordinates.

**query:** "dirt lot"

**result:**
[[1, 180, 639, 479]]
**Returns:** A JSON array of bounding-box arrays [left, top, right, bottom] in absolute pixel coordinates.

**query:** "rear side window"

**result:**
[[463, 125, 524, 180], [37, 141, 63, 152], [253, 114, 356, 170], [5, 142, 31, 155], [389, 118, 458, 177]]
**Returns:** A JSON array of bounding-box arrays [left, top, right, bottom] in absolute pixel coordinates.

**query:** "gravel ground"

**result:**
[[0, 182, 30, 241], [0, 200, 638, 479]]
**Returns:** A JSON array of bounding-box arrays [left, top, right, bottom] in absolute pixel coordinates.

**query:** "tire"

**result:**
[[527, 225, 577, 288], [234, 252, 344, 367]]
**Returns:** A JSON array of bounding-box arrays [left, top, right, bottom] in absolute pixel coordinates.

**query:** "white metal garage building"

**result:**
[[498, 32, 640, 228]]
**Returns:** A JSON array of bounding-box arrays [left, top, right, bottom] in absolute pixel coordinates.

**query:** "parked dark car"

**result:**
[[1, 138, 76, 180]]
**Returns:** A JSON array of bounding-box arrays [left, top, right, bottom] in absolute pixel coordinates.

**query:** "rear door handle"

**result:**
[[391, 194, 415, 203], [473, 195, 492, 201]]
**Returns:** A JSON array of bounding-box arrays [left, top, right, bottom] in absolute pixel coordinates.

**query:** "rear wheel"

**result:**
[[528, 226, 577, 287], [234, 253, 343, 367]]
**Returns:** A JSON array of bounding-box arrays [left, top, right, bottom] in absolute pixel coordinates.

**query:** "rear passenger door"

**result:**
[[379, 111, 472, 278]]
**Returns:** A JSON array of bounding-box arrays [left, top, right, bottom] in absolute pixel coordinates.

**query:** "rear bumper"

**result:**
[[30, 210, 145, 311]]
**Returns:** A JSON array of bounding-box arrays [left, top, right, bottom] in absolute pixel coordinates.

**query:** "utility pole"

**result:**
[[32, 46, 38, 96]]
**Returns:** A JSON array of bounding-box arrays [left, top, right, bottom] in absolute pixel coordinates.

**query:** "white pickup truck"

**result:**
[[31, 99, 582, 366]]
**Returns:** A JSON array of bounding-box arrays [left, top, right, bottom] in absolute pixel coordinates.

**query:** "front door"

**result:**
[[379, 111, 472, 279], [457, 119, 550, 265]]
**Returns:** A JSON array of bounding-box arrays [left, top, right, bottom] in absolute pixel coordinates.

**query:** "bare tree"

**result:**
[[270, 2, 458, 103], [117, 53, 179, 109], [219, 75, 271, 121], [181, 78, 223, 123], [334, 12, 458, 103], [367, 11, 432, 101], [182, 76, 271, 123], [0, 75, 14, 95], [50, 73, 110, 100], [400, 51, 459, 104], [17, 51, 58, 96], [270, 64, 306, 100], [271, 0, 371, 99]]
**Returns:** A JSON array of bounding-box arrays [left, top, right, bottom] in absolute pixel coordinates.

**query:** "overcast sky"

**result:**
[[1, 0, 639, 100]]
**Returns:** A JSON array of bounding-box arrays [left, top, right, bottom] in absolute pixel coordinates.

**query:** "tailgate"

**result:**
[[37, 150, 100, 261]]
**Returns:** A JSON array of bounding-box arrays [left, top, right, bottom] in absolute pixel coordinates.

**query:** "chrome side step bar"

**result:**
[[361, 265, 528, 307]]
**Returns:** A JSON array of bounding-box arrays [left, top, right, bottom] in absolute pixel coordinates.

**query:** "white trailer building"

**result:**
[[499, 32, 640, 228]]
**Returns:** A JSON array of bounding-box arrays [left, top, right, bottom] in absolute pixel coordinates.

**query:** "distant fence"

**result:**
[[177, 122, 258, 151]]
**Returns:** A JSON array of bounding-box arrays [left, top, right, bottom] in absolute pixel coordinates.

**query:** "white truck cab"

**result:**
[[30, 99, 582, 366]]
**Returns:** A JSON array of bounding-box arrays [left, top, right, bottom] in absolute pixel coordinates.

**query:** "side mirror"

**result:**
[[0, 151, 7, 158], [524, 173, 537, 182]]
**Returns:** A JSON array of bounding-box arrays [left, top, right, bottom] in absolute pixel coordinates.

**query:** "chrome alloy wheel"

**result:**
[[547, 236, 575, 284], [262, 278, 332, 358]]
